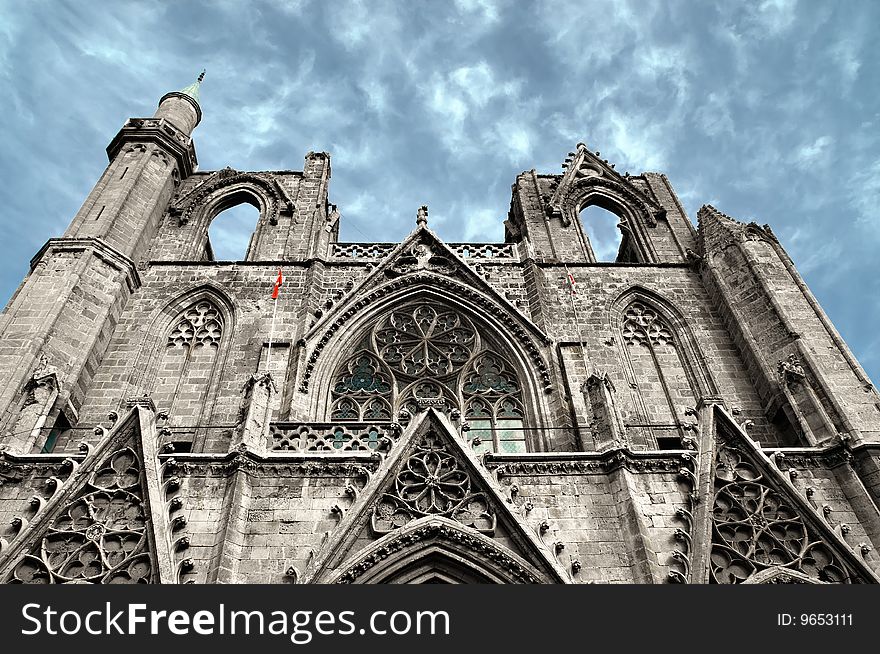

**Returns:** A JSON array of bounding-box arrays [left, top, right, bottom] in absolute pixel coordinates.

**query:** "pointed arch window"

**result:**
[[326, 301, 530, 452], [330, 352, 393, 421], [462, 353, 526, 453], [578, 202, 642, 263], [152, 300, 224, 440], [207, 200, 259, 261], [580, 204, 625, 262], [620, 301, 696, 449]]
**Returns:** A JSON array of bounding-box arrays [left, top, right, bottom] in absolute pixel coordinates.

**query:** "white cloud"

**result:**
[[748, 0, 799, 36], [850, 158, 880, 231], [829, 37, 863, 90], [462, 207, 501, 241], [792, 135, 833, 169], [453, 0, 500, 23], [420, 61, 530, 157], [601, 108, 669, 172]]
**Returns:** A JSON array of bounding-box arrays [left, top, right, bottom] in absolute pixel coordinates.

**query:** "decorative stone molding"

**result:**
[[549, 144, 664, 230], [335, 519, 541, 584], [157, 452, 380, 479], [330, 243, 396, 260], [29, 238, 142, 293], [300, 272, 553, 393], [169, 169, 295, 227], [269, 422, 398, 453], [107, 117, 197, 177], [387, 241, 457, 277], [486, 449, 685, 477]]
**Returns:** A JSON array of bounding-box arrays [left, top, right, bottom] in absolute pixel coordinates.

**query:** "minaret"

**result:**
[[0, 74, 204, 453], [62, 71, 203, 263], [154, 69, 205, 136]]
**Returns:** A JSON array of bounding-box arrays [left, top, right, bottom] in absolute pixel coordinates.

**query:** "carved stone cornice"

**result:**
[[485, 448, 687, 477], [762, 445, 853, 470], [30, 238, 142, 292], [157, 451, 380, 478], [106, 117, 198, 177]]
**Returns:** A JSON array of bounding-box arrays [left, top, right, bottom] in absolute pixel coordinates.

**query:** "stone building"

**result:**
[[0, 75, 879, 584]]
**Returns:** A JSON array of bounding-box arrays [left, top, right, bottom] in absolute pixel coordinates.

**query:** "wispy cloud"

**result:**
[[1, 0, 878, 383]]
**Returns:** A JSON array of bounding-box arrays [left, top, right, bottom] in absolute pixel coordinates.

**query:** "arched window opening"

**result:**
[[621, 301, 696, 449], [152, 300, 224, 444], [463, 353, 526, 454], [580, 204, 638, 263], [207, 201, 259, 261], [327, 301, 530, 452], [770, 406, 801, 447], [329, 351, 393, 421]]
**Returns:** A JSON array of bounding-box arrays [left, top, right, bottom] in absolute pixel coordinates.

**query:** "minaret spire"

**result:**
[[176, 69, 206, 104], [156, 71, 205, 135]]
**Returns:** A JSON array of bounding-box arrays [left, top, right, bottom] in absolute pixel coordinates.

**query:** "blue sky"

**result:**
[[1, 0, 878, 383]]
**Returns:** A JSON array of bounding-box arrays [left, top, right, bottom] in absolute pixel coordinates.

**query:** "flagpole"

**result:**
[[267, 267, 282, 375], [267, 294, 278, 375]]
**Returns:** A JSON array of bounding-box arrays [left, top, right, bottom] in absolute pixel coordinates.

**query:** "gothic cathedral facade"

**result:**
[[1, 77, 879, 584]]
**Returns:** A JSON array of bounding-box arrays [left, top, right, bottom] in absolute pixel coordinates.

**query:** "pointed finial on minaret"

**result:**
[[156, 71, 206, 134], [416, 205, 428, 227], [176, 70, 205, 104]]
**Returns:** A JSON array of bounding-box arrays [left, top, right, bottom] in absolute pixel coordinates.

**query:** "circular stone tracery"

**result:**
[[710, 445, 851, 584], [374, 304, 476, 378]]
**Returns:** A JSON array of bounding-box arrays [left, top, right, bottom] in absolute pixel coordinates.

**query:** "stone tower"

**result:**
[[0, 79, 879, 585]]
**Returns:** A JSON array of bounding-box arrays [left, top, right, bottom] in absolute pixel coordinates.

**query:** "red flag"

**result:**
[[566, 271, 577, 295], [271, 268, 283, 299]]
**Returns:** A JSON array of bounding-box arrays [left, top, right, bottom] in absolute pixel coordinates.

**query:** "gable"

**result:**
[[708, 407, 877, 584], [0, 406, 174, 584], [299, 225, 554, 395], [302, 409, 568, 583], [549, 143, 664, 226]]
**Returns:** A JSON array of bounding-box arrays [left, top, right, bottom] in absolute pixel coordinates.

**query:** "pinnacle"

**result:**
[[177, 69, 205, 104]]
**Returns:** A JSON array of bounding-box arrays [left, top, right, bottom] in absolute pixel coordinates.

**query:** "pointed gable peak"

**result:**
[[561, 141, 622, 176], [697, 204, 755, 255], [697, 204, 739, 227], [0, 406, 175, 584], [549, 141, 663, 223], [302, 409, 569, 583]]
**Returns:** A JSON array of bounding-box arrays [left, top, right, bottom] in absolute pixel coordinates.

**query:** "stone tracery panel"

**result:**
[[327, 301, 529, 452], [709, 436, 862, 584], [5, 443, 155, 584], [153, 299, 225, 435], [620, 300, 696, 448], [372, 430, 495, 535], [374, 304, 476, 378], [329, 352, 393, 421], [462, 353, 526, 453]]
